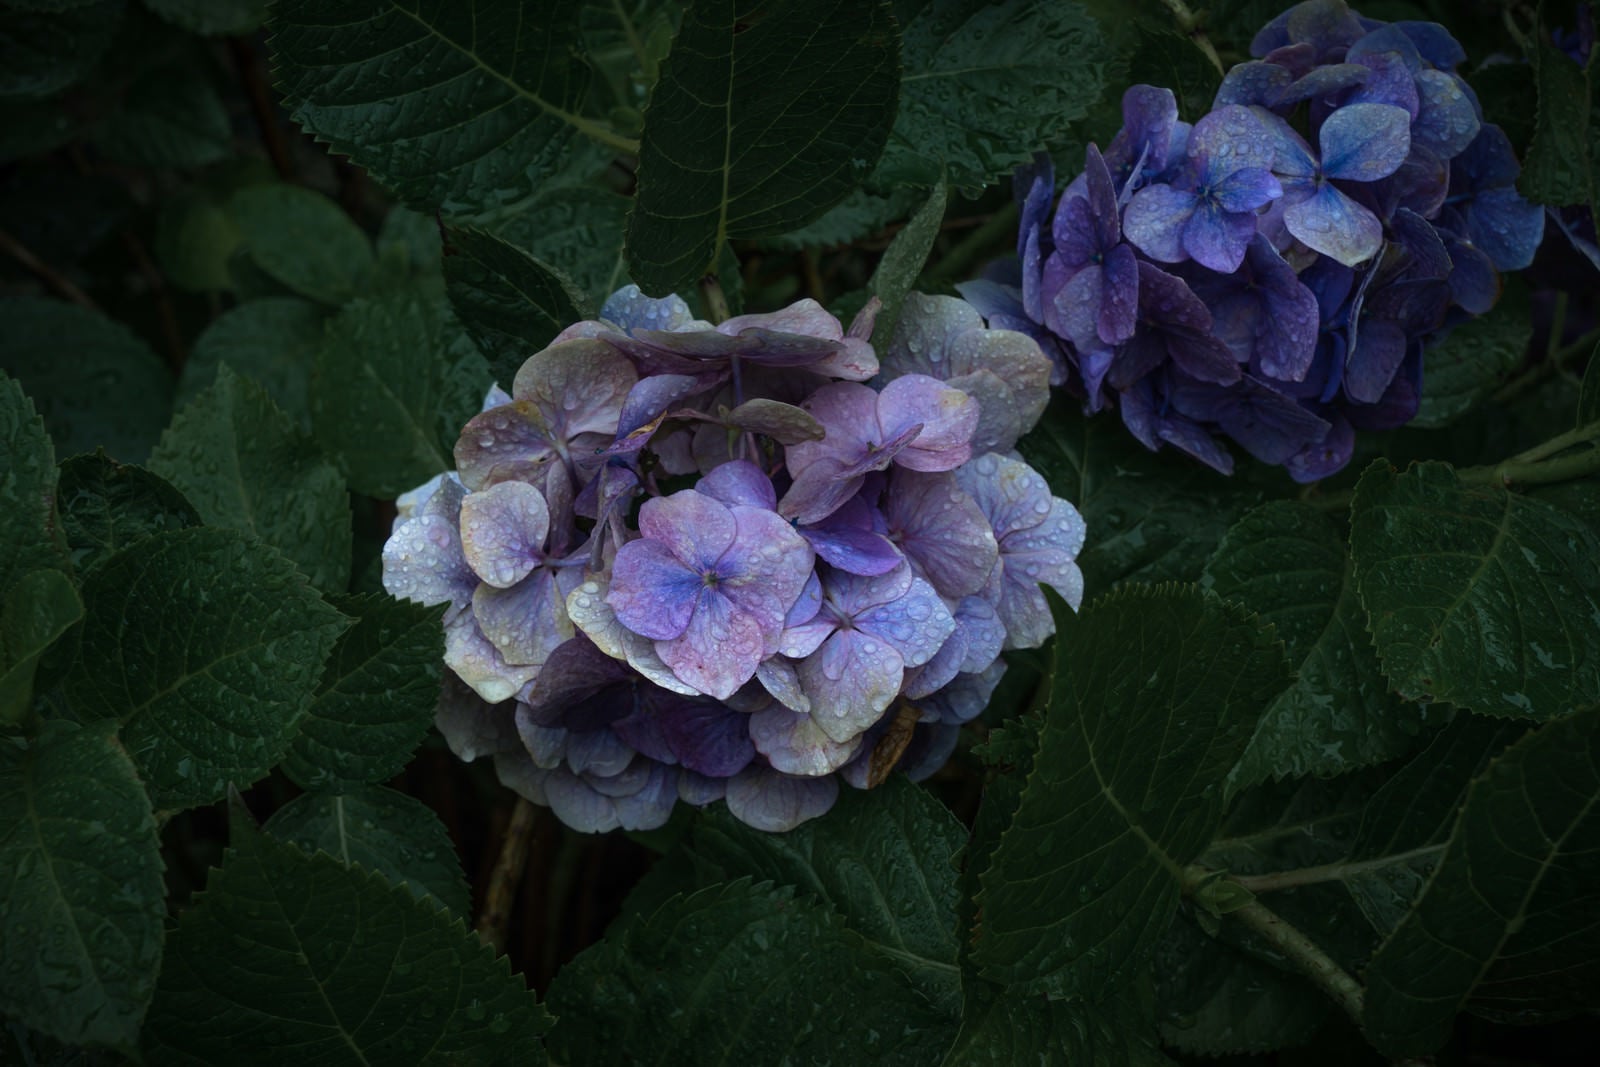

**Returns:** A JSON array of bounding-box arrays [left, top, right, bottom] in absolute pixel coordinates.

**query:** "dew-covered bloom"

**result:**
[[384, 287, 1082, 833], [982, 0, 1542, 481]]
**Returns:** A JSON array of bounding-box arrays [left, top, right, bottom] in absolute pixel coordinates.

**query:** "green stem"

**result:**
[[1458, 438, 1600, 489], [572, 116, 641, 156], [1491, 324, 1600, 407], [610, 0, 650, 76], [1156, 0, 1226, 75], [1231, 898, 1367, 1023], [1228, 845, 1444, 894], [919, 202, 1019, 288], [699, 275, 731, 324]]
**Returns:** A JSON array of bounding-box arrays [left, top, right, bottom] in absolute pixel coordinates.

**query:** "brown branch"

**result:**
[[229, 37, 296, 181], [476, 795, 537, 954], [0, 227, 102, 313]]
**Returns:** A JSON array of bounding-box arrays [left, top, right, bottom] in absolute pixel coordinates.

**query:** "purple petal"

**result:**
[[1099, 244, 1140, 346], [724, 765, 838, 831], [1319, 103, 1411, 182], [436, 671, 519, 761], [567, 579, 702, 696], [879, 375, 979, 472], [638, 489, 737, 570], [1412, 70, 1479, 159], [882, 469, 999, 599], [608, 539, 699, 640], [1278, 63, 1370, 107], [801, 522, 903, 576], [1183, 200, 1261, 273], [383, 507, 475, 615], [919, 658, 1007, 726], [607, 761, 679, 831], [1444, 237, 1501, 315], [1051, 195, 1102, 271], [655, 698, 754, 777], [657, 588, 769, 700], [678, 771, 725, 806], [1214, 61, 1293, 109], [1247, 236, 1321, 380], [1123, 183, 1197, 263], [599, 284, 701, 333], [1285, 184, 1384, 267], [718, 505, 815, 650], [459, 480, 550, 588], [1344, 318, 1409, 403], [512, 337, 637, 441], [617, 373, 709, 439], [1349, 51, 1420, 116], [454, 403, 557, 491], [756, 656, 810, 713], [444, 610, 537, 704], [473, 568, 576, 668], [857, 573, 956, 669], [748, 703, 860, 775], [697, 459, 778, 510], [1285, 412, 1354, 482], [1045, 262, 1107, 352], [1114, 85, 1181, 179], [779, 458, 868, 526], [564, 728, 635, 778], [798, 627, 906, 743], [1190, 105, 1277, 176], [786, 382, 878, 478], [1211, 168, 1282, 214], [1466, 187, 1546, 273], [1394, 20, 1467, 70]]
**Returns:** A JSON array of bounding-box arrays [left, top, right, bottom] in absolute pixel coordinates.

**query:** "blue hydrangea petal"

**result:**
[[1109, 84, 1181, 185], [1285, 183, 1384, 266], [600, 284, 702, 334], [1412, 70, 1480, 159], [657, 587, 769, 700], [1394, 20, 1466, 70], [492, 750, 550, 807], [725, 765, 838, 831], [654, 698, 754, 777], [1051, 195, 1102, 270], [607, 761, 679, 831], [444, 610, 538, 704], [454, 402, 558, 491], [437, 672, 519, 762], [1260, 111, 1319, 180], [1211, 167, 1283, 214], [719, 505, 815, 651], [616, 373, 710, 441], [678, 771, 725, 806], [567, 579, 702, 696], [1283, 0, 1366, 56], [799, 626, 906, 743], [1015, 151, 1055, 260], [883, 469, 999, 599], [1136, 262, 1242, 385], [857, 573, 955, 670], [1214, 61, 1293, 109], [515, 713, 567, 770], [1349, 51, 1420, 116], [1344, 318, 1409, 403], [1466, 187, 1546, 272], [1099, 243, 1141, 346], [697, 459, 778, 510], [1281, 63, 1371, 108], [784, 569, 823, 629], [638, 489, 737, 570], [1443, 235, 1501, 315], [786, 382, 877, 478], [1183, 199, 1262, 273], [1084, 143, 1121, 245], [1045, 260, 1107, 353], [1155, 412, 1236, 475], [512, 337, 637, 442], [755, 656, 810, 713], [608, 538, 700, 641], [878, 374, 980, 473], [748, 702, 860, 775], [1019, 224, 1047, 322], [564, 727, 635, 778], [459, 480, 550, 589], [1453, 125, 1520, 190], [1124, 182, 1197, 263], [1247, 236, 1321, 380], [382, 507, 475, 616], [1319, 102, 1411, 182], [801, 521, 902, 577], [1346, 23, 1423, 70], [473, 567, 578, 669]]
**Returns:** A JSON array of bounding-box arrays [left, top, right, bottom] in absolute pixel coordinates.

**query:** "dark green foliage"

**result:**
[[55, 452, 201, 573]]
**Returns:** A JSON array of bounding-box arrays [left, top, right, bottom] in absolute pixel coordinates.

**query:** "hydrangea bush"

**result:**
[[383, 287, 1079, 832], [2, 0, 1599, 1064]]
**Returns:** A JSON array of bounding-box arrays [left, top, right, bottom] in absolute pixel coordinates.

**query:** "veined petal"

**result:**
[[725, 765, 837, 831], [608, 538, 700, 640], [459, 480, 550, 588], [799, 627, 906, 743], [656, 588, 768, 700], [1285, 183, 1384, 266], [1124, 183, 1197, 263], [1319, 102, 1411, 182], [749, 703, 860, 776]]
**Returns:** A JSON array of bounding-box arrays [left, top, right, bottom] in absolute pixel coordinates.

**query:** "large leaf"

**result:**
[[0, 1, 122, 100], [55, 452, 201, 574], [60, 528, 348, 810], [1413, 280, 1532, 428], [0, 297, 173, 464], [493, 184, 631, 308], [227, 185, 374, 306], [1364, 707, 1600, 1057], [0, 720, 164, 1050], [144, 818, 549, 1064], [272, 0, 592, 217], [974, 584, 1292, 996], [879, 0, 1109, 189], [176, 297, 328, 432], [311, 290, 489, 498], [1520, 42, 1594, 210], [281, 594, 445, 791], [1350, 460, 1600, 718], [625, 0, 900, 294], [547, 878, 955, 1066], [0, 371, 68, 596], [1203, 501, 1430, 789], [943, 973, 1168, 1067], [263, 784, 470, 917], [93, 62, 232, 169], [0, 569, 81, 725], [144, 0, 264, 35], [150, 365, 351, 592], [443, 227, 590, 387], [867, 183, 946, 347], [1018, 398, 1265, 590], [678, 775, 965, 1012]]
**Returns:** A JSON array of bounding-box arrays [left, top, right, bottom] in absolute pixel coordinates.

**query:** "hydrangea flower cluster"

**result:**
[[962, 0, 1544, 480], [383, 286, 1082, 832]]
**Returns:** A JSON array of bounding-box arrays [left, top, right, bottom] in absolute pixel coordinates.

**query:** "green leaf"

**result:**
[[0, 297, 173, 464], [547, 878, 954, 1066], [311, 290, 487, 498], [1122, 18, 1220, 124], [943, 973, 1168, 1067], [0, 1, 123, 100], [1363, 706, 1600, 1057], [867, 183, 946, 346], [227, 185, 374, 306], [1579, 342, 1600, 430], [281, 594, 445, 791], [879, 0, 1109, 189], [149, 365, 350, 592], [491, 183, 631, 308], [1018, 398, 1265, 590], [263, 784, 470, 917], [1414, 279, 1532, 428], [61, 528, 348, 810], [0, 720, 164, 1051], [1521, 42, 1594, 210], [0, 569, 81, 725], [271, 0, 592, 217], [92, 62, 232, 169], [55, 452, 200, 574], [0, 371, 68, 597], [443, 227, 591, 387], [1202, 501, 1431, 789], [1152, 912, 1327, 1056], [625, 0, 900, 294], [143, 0, 264, 35], [144, 820, 549, 1064], [176, 298, 328, 433], [1350, 460, 1600, 718], [973, 584, 1292, 996], [678, 776, 964, 1013], [759, 184, 921, 250], [377, 206, 444, 278], [154, 186, 244, 293]]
